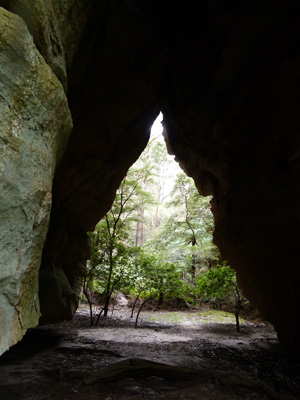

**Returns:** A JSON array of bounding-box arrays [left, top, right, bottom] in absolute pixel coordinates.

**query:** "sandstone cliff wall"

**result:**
[[0, 7, 72, 355]]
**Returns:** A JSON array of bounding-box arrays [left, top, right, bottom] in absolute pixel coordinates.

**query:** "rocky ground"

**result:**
[[0, 304, 299, 400]]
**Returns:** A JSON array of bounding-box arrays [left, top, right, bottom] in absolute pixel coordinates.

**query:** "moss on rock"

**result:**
[[0, 7, 73, 355]]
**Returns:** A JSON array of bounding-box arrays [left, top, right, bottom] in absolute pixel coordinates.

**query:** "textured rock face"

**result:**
[[0, 0, 300, 354], [39, 0, 164, 322], [1, 0, 91, 90], [159, 1, 300, 350], [41, 1, 300, 352], [0, 8, 72, 355]]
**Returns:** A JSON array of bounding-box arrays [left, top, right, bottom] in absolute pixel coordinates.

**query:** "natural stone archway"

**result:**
[[0, 0, 300, 355]]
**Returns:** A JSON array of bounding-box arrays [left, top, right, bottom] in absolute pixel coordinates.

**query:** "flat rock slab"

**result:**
[[84, 357, 200, 384]]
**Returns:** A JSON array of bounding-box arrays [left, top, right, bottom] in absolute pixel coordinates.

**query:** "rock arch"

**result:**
[[0, 0, 300, 354]]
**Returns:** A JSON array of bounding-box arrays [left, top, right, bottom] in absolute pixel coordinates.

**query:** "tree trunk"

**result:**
[[191, 253, 196, 283], [234, 285, 242, 333], [83, 289, 94, 326], [95, 307, 104, 326], [158, 292, 164, 306], [135, 208, 144, 246], [235, 310, 240, 333], [103, 293, 111, 317], [153, 179, 163, 232], [111, 291, 118, 317], [103, 246, 114, 317], [135, 296, 155, 328], [135, 179, 146, 246], [131, 294, 140, 318], [208, 257, 212, 269]]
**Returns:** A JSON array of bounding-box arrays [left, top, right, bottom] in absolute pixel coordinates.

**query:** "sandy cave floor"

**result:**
[[0, 304, 300, 400]]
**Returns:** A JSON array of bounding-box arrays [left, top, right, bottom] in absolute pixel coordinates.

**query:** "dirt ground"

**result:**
[[0, 304, 299, 400]]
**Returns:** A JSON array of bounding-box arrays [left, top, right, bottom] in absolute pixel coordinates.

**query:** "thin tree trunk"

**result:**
[[208, 257, 212, 269], [131, 294, 140, 318], [111, 291, 118, 317], [135, 179, 146, 246], [153, 181, 163, 231], [135, 296, 155, 328], [135, 208, 144, 246], [235, 311, 240, 333], [189, 233, 197, 283], [95, 307, 104, 326], [83, 289, 94, 326], [191, 254, 196, 283], [103, 246, 114, 317], [158, 292, 164, 306], [234, 285, 242, 333], [103, 293, 111, 317]]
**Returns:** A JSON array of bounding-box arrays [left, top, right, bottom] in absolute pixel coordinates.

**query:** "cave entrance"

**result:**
[[2, 113, 297, 399], [82, 112, 240, 329]]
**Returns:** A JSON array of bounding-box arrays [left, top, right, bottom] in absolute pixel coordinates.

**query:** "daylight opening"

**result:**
[[81, 112, 248, 332]]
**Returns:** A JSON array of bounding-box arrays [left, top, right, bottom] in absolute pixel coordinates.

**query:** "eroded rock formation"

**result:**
[[0, 0, 300, 354], [0, 7, 72, 354]]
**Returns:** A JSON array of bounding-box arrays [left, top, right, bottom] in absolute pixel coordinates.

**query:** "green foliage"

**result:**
[[84, 162, 153, 320], [146, 172, 219, 282], [127, 249, 187, 301], [84, 132, 248, 327], [195, 264, 238, 308]]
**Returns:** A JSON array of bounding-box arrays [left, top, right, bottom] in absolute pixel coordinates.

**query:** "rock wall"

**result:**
[[159, 1, 300, 350], [0, 7, 72, 355], [39, 0, 165, 322], [0, 0, 300, 354], [0, 0, 91, 90]]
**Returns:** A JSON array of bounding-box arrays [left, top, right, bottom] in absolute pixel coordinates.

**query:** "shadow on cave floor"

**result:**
[[0, 304, 300, 400]]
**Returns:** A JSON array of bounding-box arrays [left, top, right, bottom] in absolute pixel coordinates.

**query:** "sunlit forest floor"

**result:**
[[1, 304, 300, 400]]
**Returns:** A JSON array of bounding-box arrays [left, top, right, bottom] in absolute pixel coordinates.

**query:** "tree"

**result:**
[[132, 138, 171, 246], [82, 261, 102, 326], [147, 172, 219, 283], [87, 172, 148, 318], [84, 135, 224, 320], [129, 250, 187, 327], [85, 140, 165, 319], [195, 264, 246, 332]]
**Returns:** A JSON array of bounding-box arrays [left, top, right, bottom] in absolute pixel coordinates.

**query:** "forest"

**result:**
[[82, 116, 247, 329]]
